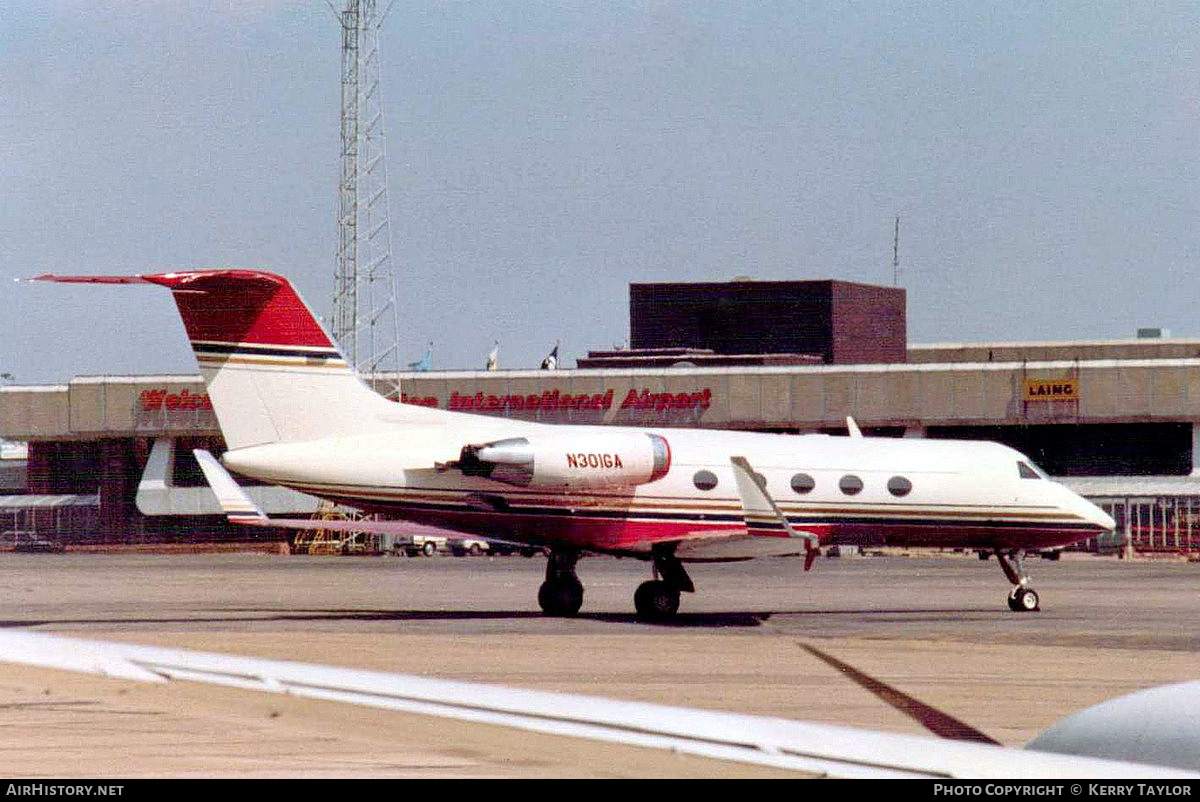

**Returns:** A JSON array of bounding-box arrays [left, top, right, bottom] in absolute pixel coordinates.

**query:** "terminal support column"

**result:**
[[1190, 424, 1200, 477], [99, 438, 136, 543]]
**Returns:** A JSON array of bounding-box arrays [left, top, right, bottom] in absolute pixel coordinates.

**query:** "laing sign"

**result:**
[[1023, 378, 1079, 402]]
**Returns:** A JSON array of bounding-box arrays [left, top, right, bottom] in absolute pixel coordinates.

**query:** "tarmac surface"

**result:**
[[0, 549, 1196, 777]]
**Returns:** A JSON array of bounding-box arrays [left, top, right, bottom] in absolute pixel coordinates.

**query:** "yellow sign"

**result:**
[[1023, 378, 1079, 402]]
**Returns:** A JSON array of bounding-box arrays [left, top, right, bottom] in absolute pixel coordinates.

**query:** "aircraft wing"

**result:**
[[729, 455, 821, 568], [729, 456, 817, 547], [0, 630, 1189, 779], [192, 449, 458, 538], [672, 533, 808, 560]]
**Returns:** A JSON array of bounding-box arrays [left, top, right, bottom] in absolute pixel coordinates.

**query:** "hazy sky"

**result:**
[[3, 2, 1198, 383]]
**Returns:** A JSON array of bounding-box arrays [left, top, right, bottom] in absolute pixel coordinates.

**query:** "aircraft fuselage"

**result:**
[[222, 417, 1112, 560]]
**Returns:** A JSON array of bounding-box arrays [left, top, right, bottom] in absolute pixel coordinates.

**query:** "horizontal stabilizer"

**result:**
[[193, 449, 269, 525], [29, 273, 152, 285], [30, 270, 283, 290]]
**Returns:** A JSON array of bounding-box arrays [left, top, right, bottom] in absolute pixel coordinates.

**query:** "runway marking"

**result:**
[[0, 699, 164, 716], [798, 643, 999, 745]]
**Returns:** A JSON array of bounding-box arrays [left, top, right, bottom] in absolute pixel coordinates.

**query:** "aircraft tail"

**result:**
[[35, 270, 440, 449]]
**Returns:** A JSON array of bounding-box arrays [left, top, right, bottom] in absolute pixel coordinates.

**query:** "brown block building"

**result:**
[[629, 279, 906, 364]]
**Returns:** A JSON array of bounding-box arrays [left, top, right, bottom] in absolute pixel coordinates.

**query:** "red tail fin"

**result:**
[[36, 270, 344, 370], [142, 270, 335, 351], [34, 270, 395, 447]]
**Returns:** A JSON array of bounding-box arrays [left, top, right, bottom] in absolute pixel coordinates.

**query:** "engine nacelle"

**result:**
[[457, 432, 671, 490]]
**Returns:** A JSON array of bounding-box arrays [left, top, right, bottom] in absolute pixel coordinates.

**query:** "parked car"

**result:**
[[395, 534, 447, 557], [447, 537, 544, 557], [487, 540, 544, 558], [450, 537, 490, 556]]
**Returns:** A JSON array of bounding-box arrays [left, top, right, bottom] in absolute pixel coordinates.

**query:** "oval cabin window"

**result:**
[[887, 476, 912, 497], [839, 475, 864, 496], [693, 470, 718, 491], [790, 473, 816, 494]]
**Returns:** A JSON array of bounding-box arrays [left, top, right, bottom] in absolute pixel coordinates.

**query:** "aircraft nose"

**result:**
[[1055, 483, 1114, 533], [1078, 495, 1115, 532]]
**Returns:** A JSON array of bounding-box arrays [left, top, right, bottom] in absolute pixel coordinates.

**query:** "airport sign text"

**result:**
[[139, 389, 213, 411], [1023, 379, 1079, 402], [416, 387, 713, 415]]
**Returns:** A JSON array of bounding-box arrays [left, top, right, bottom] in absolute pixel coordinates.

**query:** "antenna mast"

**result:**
[[332, 0, 402, 398], [892, 215, 900, 286]]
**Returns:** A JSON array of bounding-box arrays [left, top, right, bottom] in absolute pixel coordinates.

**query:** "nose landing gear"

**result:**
[[996, 549, 1040, 612], [1007, 585, 1040, 611]]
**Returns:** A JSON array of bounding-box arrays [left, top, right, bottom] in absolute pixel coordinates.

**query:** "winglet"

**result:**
[[730, 456, 820, 569], [193, 449, 270, 526]]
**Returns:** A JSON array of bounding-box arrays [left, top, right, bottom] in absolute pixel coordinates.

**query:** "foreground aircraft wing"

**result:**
[[192, 449, 456, 538], [0, 630, 1189, 779]]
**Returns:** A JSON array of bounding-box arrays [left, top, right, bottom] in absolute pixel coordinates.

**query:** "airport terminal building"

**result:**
[[4, 279, 1200, 553]]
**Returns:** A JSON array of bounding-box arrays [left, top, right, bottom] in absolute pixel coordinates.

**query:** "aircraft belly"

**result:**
[[293, 490, 742, 553], [823, 521, 1097, 550]]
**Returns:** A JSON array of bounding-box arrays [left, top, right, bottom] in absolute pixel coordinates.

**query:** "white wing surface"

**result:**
[[0, 630, 1189, 779]]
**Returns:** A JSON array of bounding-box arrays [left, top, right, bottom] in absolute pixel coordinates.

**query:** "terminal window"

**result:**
[[927, 423, 1192, 477]]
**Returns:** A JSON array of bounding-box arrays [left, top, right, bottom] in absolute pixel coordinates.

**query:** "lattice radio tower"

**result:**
[[331, 0, 402, 399]]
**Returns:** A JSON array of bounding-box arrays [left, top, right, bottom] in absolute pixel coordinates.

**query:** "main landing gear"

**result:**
[[536, 546, 696, 621], [538, 549, 584, 617], [634, 546, 694, 622], [995, 548, 1040, 612]]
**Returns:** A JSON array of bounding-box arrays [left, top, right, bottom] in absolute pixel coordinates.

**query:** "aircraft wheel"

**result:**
[[538, 579, 584, 617], [421, 541, 436, 557], [468, 543, 483, 556], [634, 580, 680, 621], [1007, 587, 1040, 612]]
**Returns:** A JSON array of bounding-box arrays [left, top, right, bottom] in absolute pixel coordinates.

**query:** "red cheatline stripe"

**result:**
[[281, 483, 1087, 526]]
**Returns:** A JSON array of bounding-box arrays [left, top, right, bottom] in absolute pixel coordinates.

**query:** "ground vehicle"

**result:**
[[397, 534, 447, 557], [449, 538, 543, 556], [489, 542, 544, 558], [450, 537, 490, 556]]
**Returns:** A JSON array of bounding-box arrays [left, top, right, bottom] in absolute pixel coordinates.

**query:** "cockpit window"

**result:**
[[1017, 461, 1042, 479]]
